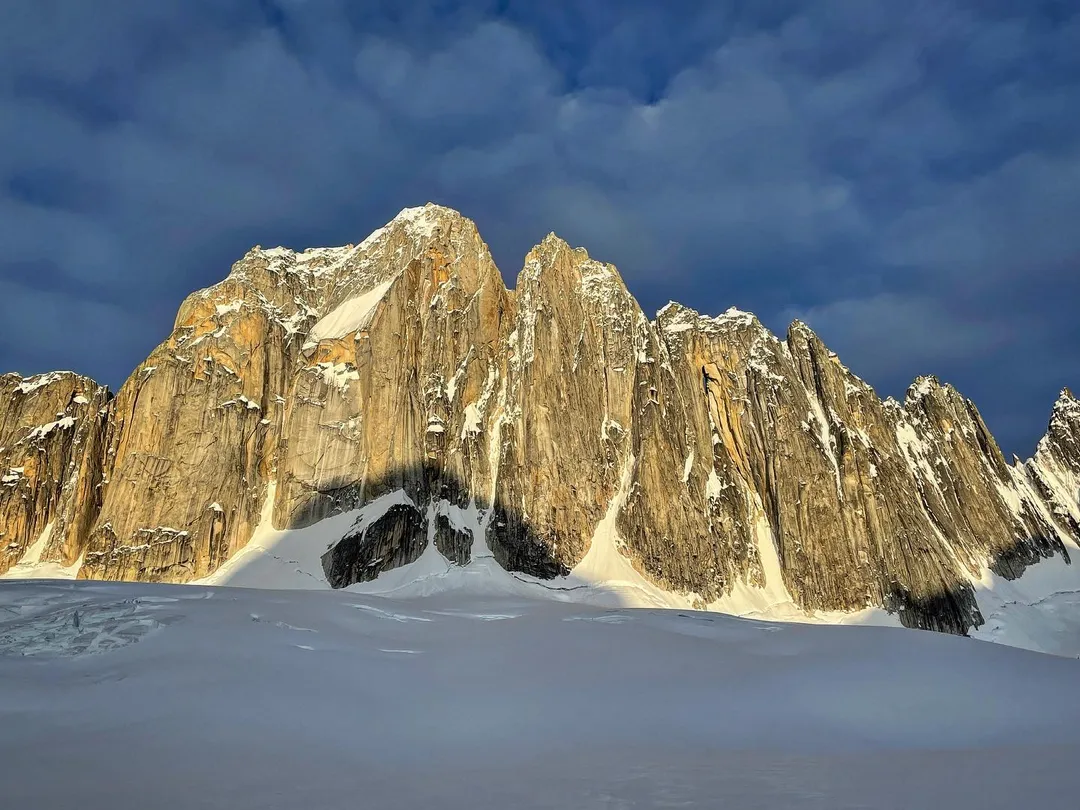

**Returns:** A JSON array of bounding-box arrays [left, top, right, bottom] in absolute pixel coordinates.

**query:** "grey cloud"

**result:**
[[785, 293, 1014, 381], [0, 0, 1077, 454], [0, 279, 156, 379], [883, 151, 1080, 278]]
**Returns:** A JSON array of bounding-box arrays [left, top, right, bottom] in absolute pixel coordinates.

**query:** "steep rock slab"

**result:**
[[769, 324, 982, 632], [646, 306, 960, 626], [1028, 389, 1080, 536], [898, 378, 1069, 581], [0, 372, 110, 574], [77, 243, 342, 581], [279, 206, 513, 582], [489, 236, 646, 577], [616, 304, 766, 602], [645, 306, 1077, 633]]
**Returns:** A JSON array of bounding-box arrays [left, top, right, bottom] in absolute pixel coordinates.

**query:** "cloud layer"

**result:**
[[2, 0, 1078, 453]]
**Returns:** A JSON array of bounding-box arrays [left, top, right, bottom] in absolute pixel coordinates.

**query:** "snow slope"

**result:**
[[0, 580, 1078, 809], [0, 523, 84, 581], [194, 486, 1080, 656], [301, 277, 395, 352], [7, 473, 1080, 656]]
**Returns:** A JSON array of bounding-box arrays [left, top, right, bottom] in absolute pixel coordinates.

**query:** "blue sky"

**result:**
[[2, 0, 1078, 454]]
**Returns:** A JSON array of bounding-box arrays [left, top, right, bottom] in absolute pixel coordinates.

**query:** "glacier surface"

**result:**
[[1, 579, 1079, 809]]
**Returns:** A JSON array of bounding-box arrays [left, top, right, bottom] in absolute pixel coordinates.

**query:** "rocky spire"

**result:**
[[1027, 388, 1080, 537]]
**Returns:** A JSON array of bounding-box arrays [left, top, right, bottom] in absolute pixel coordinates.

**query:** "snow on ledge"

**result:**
[[302, 277, 395, 352], [15, 371, 73, 395]]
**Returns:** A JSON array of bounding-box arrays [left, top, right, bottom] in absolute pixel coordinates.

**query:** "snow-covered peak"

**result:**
[[517, 234, 624, 298], [578, 258, 630, 307], [656, 301, 705, 334], [1052, 387, 1079, 420], [1038, 387, 1080, 456], [905, 375, 943, 404], [516, 233, 576, 281], [238, 205, 469, 287], [657, 301, 762, 337], [715, 306, 757, 327], [902, 376, 969, 411], [12, 371, 82, 396], [538, 231, 572, 251], [654, 301, 683, 320], [176, 203, 497, 361], [786, 319, 822, 344], [389, 203, 463, 239], [245, 206, 457, 269]]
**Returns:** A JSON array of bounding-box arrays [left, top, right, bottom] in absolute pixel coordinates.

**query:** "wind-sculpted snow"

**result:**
[[1, 581, 1079, 809]]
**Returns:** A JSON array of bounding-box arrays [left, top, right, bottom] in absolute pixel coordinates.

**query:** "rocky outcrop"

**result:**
[[0, 372, 110, 574], [275, 208, 510, 535], [2, 204, 1078, 636], [78, 248, 309, 582], [1028, 389, 1080, 538]]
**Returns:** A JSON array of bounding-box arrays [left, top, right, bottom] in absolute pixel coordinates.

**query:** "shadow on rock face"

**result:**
[[988, 521, 1072, 582], [887, 529, 1072, 636], [282, 462, 568, 590], [885, 583, 983, 636], [283, 465, 1075, 637]]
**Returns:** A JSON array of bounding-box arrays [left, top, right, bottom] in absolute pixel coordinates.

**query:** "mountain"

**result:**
[[2, 204, 1078, 640]]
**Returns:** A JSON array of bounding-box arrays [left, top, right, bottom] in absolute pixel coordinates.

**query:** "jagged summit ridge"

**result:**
[[1, 204, 1078, 638], [1052, 387, 1079, 419], [657, 301, 761, 335]]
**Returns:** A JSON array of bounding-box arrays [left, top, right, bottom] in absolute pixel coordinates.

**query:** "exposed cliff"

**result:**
[[0, 371, 110, 575], [1027, 389, 1080, 538], [2, 204, 1077, 635]]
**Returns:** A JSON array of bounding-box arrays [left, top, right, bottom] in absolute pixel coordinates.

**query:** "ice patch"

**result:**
[[681, 451, 694, 484], [215, 301, 243, 317], [970, 528, 1080, 657], [461, 404, 483, 438], [805, 392, 842, 498], [705, 468, 725, 500], [1, 521, 84, 581], [563, 612, 632, 624], [0, 600, 163, 657], [425, 610, 519, 621]]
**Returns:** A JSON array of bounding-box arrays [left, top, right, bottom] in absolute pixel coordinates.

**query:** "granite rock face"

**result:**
[[659, 306, 1072, 631], [2, 204, 1078, 635], [1028, 389, 1080, 539], [0, 372, 110, 574]]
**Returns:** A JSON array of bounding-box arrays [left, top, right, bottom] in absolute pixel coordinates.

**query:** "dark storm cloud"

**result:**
[[1, 0, 1077, 453]]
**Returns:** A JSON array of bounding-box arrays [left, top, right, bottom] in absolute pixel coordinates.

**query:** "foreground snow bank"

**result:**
[[1, 581, 1078, 809]]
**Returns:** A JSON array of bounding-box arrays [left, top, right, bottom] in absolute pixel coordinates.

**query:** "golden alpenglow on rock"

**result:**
[[2, 204, 1078, 635]]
